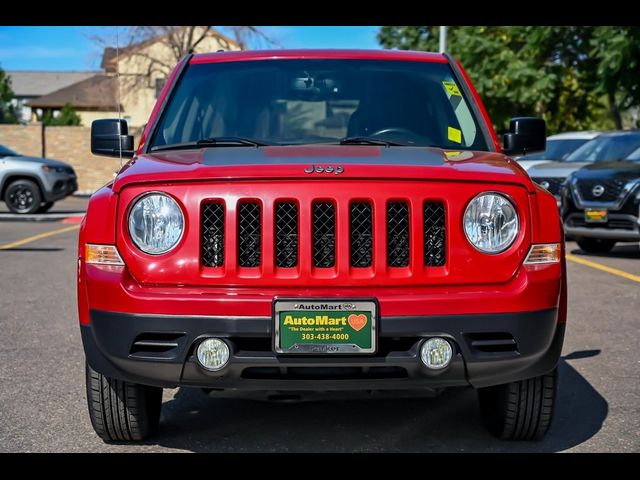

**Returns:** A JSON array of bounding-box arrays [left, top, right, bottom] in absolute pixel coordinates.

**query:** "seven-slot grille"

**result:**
[[201, 199, 446, 269], [577, 179, 626, 202]]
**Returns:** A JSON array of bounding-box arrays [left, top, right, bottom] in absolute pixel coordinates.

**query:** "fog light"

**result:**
[[420, 337, 453, 369], [196, 338, 230, 371]]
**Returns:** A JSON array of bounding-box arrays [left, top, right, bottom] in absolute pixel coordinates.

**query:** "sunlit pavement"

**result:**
[[0, 215, 638, 452]]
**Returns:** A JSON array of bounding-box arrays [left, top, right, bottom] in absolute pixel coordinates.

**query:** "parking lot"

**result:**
[[0, 197, 638, 453]]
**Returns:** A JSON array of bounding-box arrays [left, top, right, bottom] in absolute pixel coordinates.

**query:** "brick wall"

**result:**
[[0, 124, 138, 194], [46, 126, 122, 194], [0, 124, 42, 157]]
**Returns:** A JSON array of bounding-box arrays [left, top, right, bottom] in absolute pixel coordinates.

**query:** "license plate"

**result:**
[[585, 209, 608, 223], [273, 299, 377, 354]]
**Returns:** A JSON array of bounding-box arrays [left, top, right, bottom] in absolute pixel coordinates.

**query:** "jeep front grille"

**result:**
[[275, 202, 298, 268], [201, 202, 225, 267], [238, 202, 261, 267], [424, 202, 446, 267], [200, 198, 446, 271], [387, 201, 410, 267], [312, 202, 336, 268], [350, 201, 373, 267]]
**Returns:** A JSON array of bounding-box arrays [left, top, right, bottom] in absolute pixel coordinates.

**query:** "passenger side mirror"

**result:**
[[91, 119, 135, 158], [502, 117, 546, 157]]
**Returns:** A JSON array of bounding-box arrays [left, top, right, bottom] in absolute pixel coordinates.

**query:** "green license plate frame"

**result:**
[[273, 298, 377, 354]]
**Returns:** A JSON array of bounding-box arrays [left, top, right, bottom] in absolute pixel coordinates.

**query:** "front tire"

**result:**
[[478, 368, 557, 440], [3, 179, 42, 214], [577, 238, 616, 253], [85, 362, 162, 442]]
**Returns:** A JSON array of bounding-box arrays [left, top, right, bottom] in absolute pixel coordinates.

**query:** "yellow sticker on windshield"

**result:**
[[443, 81, 461, 96], [448, 127, 462, 144]]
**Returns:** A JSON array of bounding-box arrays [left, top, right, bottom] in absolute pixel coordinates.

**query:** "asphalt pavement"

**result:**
[[0, 198, 638, 452]]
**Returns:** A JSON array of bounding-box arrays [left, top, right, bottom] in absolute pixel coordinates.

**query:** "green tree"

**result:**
[[42, 103, 82, 126], [590, 27, 640, 129], [377, 26, 632, 133], [0, 65, 18, 124]]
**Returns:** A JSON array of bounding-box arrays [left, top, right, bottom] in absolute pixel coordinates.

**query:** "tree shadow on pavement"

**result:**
[[154, 351, 607, 453]]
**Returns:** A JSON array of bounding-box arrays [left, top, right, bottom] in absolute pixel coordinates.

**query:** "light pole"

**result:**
[[439, 26, 447, 53]]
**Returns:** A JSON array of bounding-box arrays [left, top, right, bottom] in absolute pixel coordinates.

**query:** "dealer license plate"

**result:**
[[584, 208, 608, 223], [273, 299, 377, 354]]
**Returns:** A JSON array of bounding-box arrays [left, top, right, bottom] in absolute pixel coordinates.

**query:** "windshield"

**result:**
[[0, 144, 18, 156], [150, 59, 488, 150], [565, 133, 640, 163], [625, 146, 640, 161], [520, 138, 591, 161]]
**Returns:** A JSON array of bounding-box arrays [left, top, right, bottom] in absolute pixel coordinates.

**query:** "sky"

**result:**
[[0, 26, 382, 71]]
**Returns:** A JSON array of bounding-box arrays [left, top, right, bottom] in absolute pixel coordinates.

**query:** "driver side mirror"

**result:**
[[91, 119, 135, 158], [502, 117, 546, 157]]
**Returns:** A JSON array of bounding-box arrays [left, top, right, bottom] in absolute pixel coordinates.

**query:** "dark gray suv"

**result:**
[[0, 144, 77, 214]]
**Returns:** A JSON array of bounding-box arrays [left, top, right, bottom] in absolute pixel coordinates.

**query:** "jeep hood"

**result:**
[[112, 145, 535, 193]]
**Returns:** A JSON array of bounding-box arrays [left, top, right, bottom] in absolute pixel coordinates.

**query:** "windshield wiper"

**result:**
[[150, 136, 268, 152], [196, 136, 268, 147], [339, 136, 404, 146]]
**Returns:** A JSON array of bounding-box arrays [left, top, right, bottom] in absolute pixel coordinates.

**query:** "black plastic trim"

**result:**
[[82, 308, 563, 390]]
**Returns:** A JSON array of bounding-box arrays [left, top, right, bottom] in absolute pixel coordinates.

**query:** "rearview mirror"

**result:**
[[91, 119, 135, 158], [502, 117, 546, 157]]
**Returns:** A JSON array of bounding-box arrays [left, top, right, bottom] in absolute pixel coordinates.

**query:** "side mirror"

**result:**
[[91, 119, 135, 158], [502, 117, 546, 157]]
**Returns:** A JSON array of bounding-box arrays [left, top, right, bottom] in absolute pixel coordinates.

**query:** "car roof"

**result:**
[[190, 49, 449, 65], [547, 131, 601, 140], [596, 130, 640, 138]]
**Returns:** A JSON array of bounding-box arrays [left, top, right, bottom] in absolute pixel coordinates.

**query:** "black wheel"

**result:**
[[3, 179, 42, 214], [36, 202, 54, 213], [478, 368, 557, 441], [85, 362, 162, 442], [577, 238, 616, 254]]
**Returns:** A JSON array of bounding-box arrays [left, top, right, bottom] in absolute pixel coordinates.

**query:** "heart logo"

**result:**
[[348, 314, 368, 332]]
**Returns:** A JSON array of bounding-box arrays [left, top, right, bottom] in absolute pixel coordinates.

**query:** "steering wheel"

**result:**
[[367, 127, 417, 138], [366, 127, 438, 146]]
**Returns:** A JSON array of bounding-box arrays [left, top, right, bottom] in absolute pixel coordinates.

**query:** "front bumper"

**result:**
[[41, 172, 78, 202], [82, 308, 564, 391], [564, 212, 640, 242]]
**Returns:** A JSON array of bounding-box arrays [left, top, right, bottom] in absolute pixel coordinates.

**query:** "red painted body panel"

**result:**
[[78, 50, 565, 332], [79, 262, 560, 323], [111, 147, 535, 194], [115, 179, 531, 287]]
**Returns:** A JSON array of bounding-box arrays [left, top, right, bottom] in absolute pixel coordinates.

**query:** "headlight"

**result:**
[[128, 193, 184, 254], [463, 193, 518, 254]]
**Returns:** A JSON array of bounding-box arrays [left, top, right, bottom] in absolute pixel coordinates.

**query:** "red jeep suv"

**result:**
[[80, 50, 566, 443]]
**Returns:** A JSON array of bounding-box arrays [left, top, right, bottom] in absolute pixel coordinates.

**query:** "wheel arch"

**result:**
[[1, 173, 46, 200]]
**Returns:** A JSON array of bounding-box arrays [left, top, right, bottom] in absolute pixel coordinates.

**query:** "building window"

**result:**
[[155, 78, 167, 98]]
